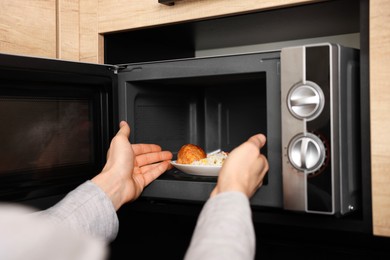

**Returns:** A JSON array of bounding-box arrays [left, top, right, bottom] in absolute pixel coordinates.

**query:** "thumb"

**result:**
[[247, 134, 266, 149], [118, 121, 130, 138]]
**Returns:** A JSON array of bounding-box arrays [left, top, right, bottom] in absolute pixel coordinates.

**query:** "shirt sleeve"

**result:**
[[184, 191, 256, 260], [0, 202, 108, 260], [37, 180, 119, 242]]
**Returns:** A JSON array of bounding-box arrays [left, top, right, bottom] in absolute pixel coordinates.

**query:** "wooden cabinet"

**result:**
[[0, 0, 57, 58], [0, 0, 99, 62], [97, 0, 314, 33], [370, 0, 390, 237], [1, 0, 389, 238]]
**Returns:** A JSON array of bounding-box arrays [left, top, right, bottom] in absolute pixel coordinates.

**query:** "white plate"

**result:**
[[170, 161, 221, 177]]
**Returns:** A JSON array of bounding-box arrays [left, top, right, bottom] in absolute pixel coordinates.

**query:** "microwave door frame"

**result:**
[[115, 52, 283, 210]]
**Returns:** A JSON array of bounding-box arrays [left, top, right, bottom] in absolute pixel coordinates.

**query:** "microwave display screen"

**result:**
[[0, 98, 93, 174]]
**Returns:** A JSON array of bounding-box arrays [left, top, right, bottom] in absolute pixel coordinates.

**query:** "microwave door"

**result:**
[[0, 53, 118, 201]]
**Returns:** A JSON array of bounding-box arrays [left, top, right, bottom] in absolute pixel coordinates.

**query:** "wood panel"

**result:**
[[57, 0, 80, 60], [57, 0, 101, 63], [79, 0, 101, 63], [97, 0, 316, 34], [0, 0, 56, 58], [0, 0, 100, 62], [370, 0, 390, 237]]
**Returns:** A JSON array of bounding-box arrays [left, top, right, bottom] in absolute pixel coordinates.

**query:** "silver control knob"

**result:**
[[288, 133, 326, 173], [287, 81, 324, 120]]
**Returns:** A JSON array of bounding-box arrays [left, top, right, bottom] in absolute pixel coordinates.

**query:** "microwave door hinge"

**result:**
[[109, 65, 128, 74]]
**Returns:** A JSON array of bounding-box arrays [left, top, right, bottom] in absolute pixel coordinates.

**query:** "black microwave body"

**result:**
[[0, 43, 365, 231]]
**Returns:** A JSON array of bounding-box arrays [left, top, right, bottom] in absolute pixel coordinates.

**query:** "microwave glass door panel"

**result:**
[[0, 98, 92, 172]]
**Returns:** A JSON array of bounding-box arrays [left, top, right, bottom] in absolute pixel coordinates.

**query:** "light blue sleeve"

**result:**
[[184, 192, 256, 260], [0, 204, 108, 260], [38, 180, 119, 242]]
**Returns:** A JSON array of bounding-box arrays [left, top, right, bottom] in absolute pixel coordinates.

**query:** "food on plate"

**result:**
[[176, 144, 229, 166], [177, 144, 206, 164], [191, 151, 228, 166]]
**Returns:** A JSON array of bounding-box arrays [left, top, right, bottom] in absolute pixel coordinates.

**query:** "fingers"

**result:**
[[141, 161, 172, 186], [135, 150, 173, 167], [134, 159, 173, 174], [212, 132, 269, 198], [120, 121, 172, 165], [132, 143, 163, 155]]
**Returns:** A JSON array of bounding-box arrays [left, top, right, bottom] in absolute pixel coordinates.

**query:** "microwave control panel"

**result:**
[[280, 43, 359, 216]]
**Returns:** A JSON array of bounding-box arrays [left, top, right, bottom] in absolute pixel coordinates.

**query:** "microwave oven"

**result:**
[[0, 43, 360, 218]]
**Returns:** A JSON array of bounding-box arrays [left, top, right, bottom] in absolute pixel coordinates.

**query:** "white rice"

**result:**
[[190, 151, 228, 166]]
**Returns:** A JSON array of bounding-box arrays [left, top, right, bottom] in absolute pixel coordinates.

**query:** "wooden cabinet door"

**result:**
[[370, 0, 390, 238], [98, 0, 315, 34], [0, 0, 100, 62], [0, 0, 57, 58]]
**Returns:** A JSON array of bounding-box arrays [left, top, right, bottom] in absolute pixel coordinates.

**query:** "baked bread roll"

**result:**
[[177, 144, 206, 164]]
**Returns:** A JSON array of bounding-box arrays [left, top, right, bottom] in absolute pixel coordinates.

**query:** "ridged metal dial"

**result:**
[[288, 133, 326, 173], [287, 81, 324, 120]]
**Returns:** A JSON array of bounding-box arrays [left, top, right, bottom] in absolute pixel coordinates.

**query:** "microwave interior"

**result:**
[[116, 52, 283, 208]]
